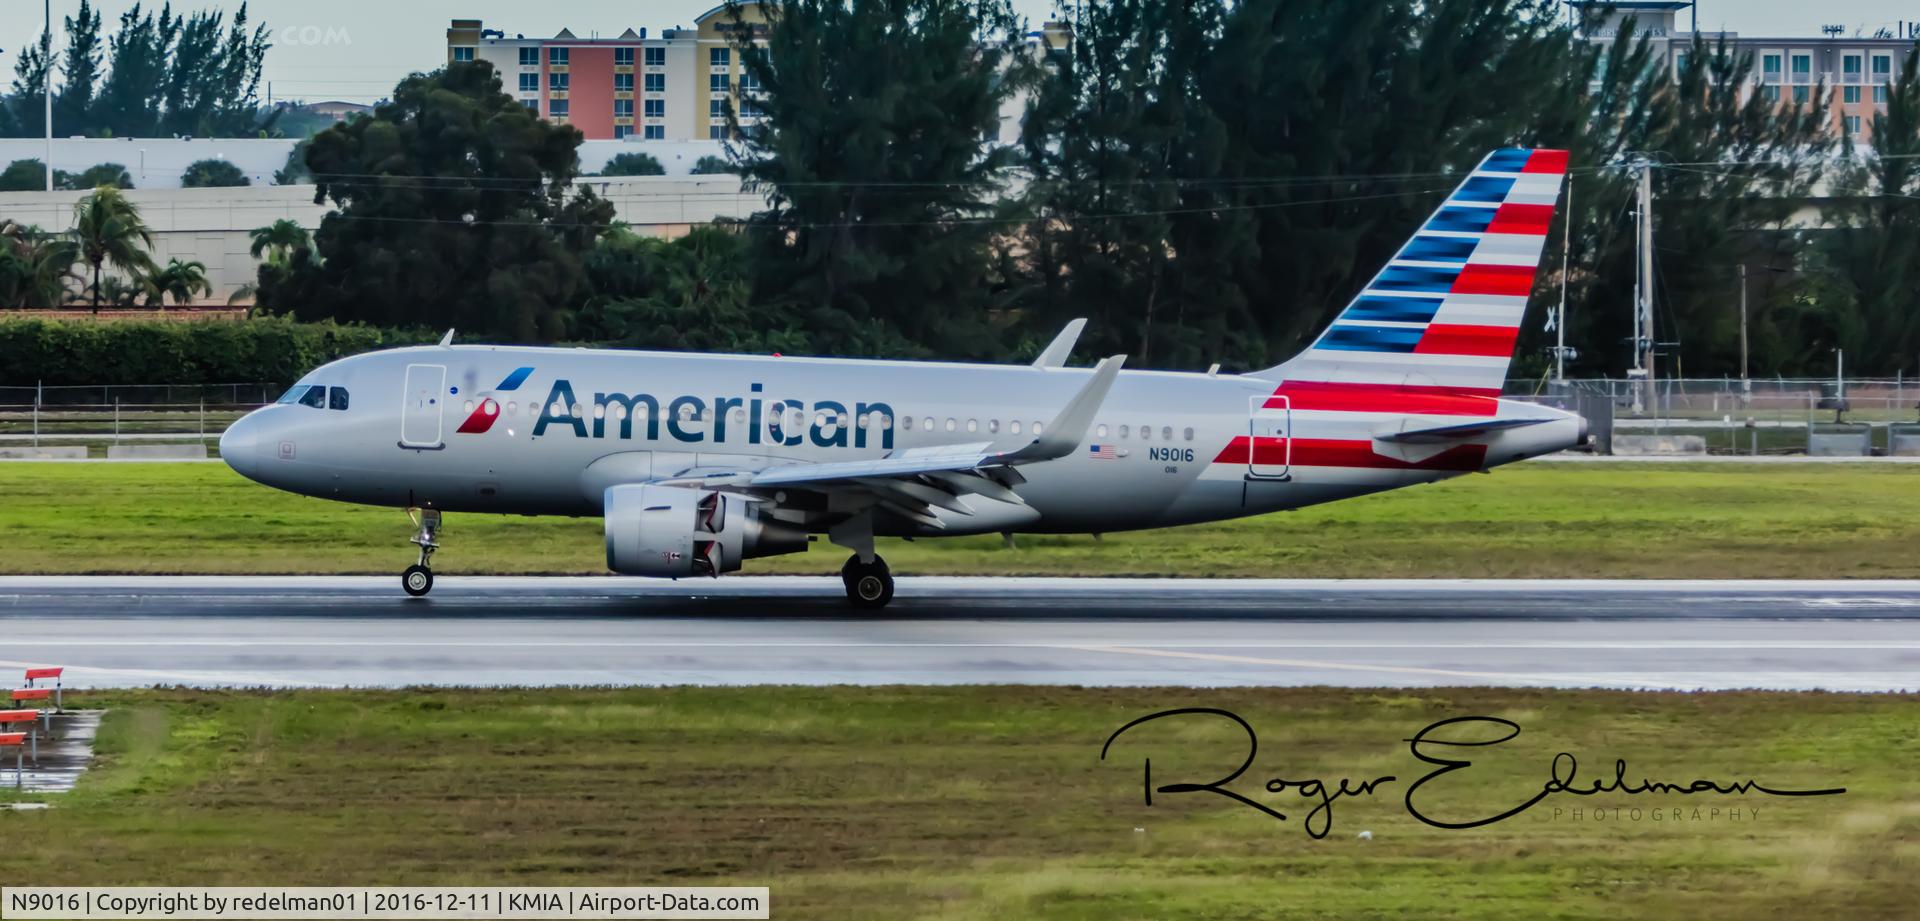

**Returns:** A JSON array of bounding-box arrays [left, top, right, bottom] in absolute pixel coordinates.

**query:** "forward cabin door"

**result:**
[[400, 363, 447, 449], [1246, 394, 1291, 480]]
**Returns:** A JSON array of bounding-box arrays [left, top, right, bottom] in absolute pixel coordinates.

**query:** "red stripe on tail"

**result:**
[[1266, 381, 1500, 416]]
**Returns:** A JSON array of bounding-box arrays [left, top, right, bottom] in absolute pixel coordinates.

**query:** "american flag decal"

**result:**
[[1088, 444, 1117, 460]]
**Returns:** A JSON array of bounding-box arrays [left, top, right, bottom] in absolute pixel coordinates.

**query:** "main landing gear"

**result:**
[[403, 507, 441, 597], [841, 554, 894, 609]]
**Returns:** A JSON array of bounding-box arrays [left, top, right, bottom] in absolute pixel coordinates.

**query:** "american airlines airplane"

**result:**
[[219, 147, 1583, 607]]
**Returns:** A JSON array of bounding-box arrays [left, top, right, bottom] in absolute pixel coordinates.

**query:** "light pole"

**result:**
[[44, 0, 53, 192]]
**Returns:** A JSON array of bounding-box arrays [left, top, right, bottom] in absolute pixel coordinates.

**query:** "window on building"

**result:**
[[710, 125, 727, 140], [549, 72, 569, 91], [1846, 115, 1863, 134], [1790, 53, 1811, 83], [550, 99, 570, 117], [615, 47, 635, 66], [614, 99, 634, 118], [644, 99, 664, 118], [1673, 51, 1688, 73], [645, 47, 665, 67], [519, 47, 539, 67], [709, 98, 725, 118], [1843, 54, 1863, 82], [1761, 85, 1780, 103], [549, 47, 569, 65], [614, 125, 634, 139], [615, 72, 634, 92], [644, 124, 664, 140], [1874, 54, 1893, 79], [1761, 53, 1782, 81], [740, 99, 764, 119], [1876, 84, 1890, 104], [710, 72, 730, 93], [711, 48, 730, 69], [519, 73, 538, 93], [1845, 85, 1862, 105], [522, 99, 538, 111], [453, 46, 476, 62], [1793, 85, 1809, 104], [645, 73, 665, 93], [740, 70, 761, 92]]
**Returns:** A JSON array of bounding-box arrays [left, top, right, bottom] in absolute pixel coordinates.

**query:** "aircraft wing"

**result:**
[[659, 355, 1126, 527]]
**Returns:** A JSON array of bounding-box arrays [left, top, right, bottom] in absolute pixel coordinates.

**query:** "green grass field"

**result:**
[[3, 687, 1914, 919], [0, 461, 1916, 577]]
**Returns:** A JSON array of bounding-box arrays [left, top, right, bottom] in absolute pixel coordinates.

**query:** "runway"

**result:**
[[3, 576, 1918, 691]]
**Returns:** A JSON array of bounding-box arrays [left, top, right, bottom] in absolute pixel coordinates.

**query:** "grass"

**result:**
[[2, 686, 1915, 919], [0, 461, 1917, 578]]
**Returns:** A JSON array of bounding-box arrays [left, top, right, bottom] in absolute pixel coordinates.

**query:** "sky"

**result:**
[[1, 1, 1918, 105]]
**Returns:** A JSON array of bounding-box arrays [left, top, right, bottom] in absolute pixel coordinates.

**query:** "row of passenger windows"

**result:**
[[278, 384, 349, 411], [463, 398, 1194, 440]]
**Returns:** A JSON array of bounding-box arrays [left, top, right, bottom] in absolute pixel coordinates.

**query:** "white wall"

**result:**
[[0, 175, 757, 304], [0, 137, 733, 190]]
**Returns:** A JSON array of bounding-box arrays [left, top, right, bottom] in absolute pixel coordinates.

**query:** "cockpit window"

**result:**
[[296, 385, 326, 408], [329, 387, 350, 411], [275, 384, 309, 404]]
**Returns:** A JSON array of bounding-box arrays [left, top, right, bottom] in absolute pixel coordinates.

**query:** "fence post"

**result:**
[[114, 398, 120, 444], [33, 380, 41, 448], [199, 399, 205, 439]]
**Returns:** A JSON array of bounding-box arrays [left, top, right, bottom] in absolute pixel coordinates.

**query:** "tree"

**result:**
[[3, 26, 53, 139], [598, 152, 666, 176], [182, 158, 251, 187], [0, 160, 52, 192], [260, 61, 615, 341], [690, 155, 736, 175], [730, 0, 1027, 358], [69, 186, 156, 312], [92, 3, 178, 139], [249, 219, 313, 266], [577, 225, 807, 352], [65, 163, 133, 190], [56, 0, 106, 137], [142, 257, 213, 306], [273, 137, 313, 184], [0, 221, 78, 308]]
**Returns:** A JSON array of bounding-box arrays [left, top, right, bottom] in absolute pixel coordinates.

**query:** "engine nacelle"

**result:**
[[603, 484, 808, 577]]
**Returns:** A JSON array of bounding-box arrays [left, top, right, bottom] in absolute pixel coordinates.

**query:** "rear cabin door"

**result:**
[[1247, 394, 1291, 480], [401, 363, 447, 449]]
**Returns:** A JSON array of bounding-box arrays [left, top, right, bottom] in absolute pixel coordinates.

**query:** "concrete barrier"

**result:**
[[1808, 424, 1873, 457], [0, 446, 87, 459], [1891, 424, 1920, 457], [1610, 434, 1708, 456], [106, 443, 208, 460]]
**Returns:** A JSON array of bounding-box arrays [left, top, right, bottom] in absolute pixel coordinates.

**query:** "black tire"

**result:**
[[402, 564, 433, 597], [843, 555, 893, 609]]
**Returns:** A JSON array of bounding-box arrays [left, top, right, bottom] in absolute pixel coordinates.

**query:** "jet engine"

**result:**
[[603, 484, 809, 577]]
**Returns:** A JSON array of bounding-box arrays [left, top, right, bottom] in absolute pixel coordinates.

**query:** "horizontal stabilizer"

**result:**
[[1374, 416, 1550, 445]]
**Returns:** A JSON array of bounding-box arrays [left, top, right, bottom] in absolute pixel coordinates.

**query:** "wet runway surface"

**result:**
[[2, 576, 1917, 691]]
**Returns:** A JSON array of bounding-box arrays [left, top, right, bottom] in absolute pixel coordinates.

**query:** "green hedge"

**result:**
[[0, 316, 435, 386]]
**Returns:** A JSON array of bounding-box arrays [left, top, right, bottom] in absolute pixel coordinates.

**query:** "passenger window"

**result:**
[[988, 419, 999, 433], [297, 385, 326, 408], [1162, 426, 1173, 441], [902, 416, 914, 431], [1184, 427, 1194, 441], [1141, 425, 1152, 441], [1118, 424, 1129, 438], [1032, 422, 1044, 435], [329, 387, 350, 411], [1010, 421, 1021, 435]]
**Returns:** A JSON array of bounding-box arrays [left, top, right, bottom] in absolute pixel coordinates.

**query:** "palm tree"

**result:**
[[0, 220, 78, 308], [248, 219, 312, 267], [70, 187, 155, 312], [142, 258, 213, 307], [98, 276, 146, 308]]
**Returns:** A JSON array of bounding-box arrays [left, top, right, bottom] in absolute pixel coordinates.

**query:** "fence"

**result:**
[[1506, 377, 1920, 455], [0, 384, 274, 448], [0, 383, 283, 408]]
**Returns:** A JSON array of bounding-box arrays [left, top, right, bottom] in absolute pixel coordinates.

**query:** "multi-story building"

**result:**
[[446, 3, 771, 142], [1572, 1, 1915, 141]]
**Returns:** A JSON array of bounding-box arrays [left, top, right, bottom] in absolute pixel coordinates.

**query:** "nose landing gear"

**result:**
[[840, 554, 893, 609], [403, 508, 442, 597]]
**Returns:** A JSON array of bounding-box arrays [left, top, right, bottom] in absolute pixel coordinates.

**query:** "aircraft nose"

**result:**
[[220, 411, 261, 479]]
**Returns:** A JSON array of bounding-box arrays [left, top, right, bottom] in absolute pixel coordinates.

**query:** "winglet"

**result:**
[[1031, 318, 1087, 369], [1005, 354, 1125, 462], [438, 328, 455, 347]]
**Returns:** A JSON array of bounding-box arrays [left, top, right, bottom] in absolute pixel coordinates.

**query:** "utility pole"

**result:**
[[43, 0, 53, 192], [1630, 163, 1656, 415], [1737, 262, 1750, 403], [1555, 176, 1572, 383]]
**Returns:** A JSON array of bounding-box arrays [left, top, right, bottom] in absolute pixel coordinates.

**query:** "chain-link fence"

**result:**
[[1505, 378, 1920, 455]]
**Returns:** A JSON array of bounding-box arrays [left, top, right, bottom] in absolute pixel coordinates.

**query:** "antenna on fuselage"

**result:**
[[438, 329, 455, 347]]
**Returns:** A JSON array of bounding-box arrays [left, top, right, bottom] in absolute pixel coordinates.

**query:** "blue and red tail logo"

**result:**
[[455, 366, 533, 434]]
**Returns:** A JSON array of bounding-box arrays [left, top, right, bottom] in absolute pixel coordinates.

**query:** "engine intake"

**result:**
[[604, 484, 808, 577]]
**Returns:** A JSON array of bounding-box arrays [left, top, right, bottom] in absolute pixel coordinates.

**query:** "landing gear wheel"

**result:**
[[842, 554, 894, 609], [402, 564, 433, 597]]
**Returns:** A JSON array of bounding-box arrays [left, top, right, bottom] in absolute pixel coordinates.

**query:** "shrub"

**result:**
[[0, 316, 434, 386]]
